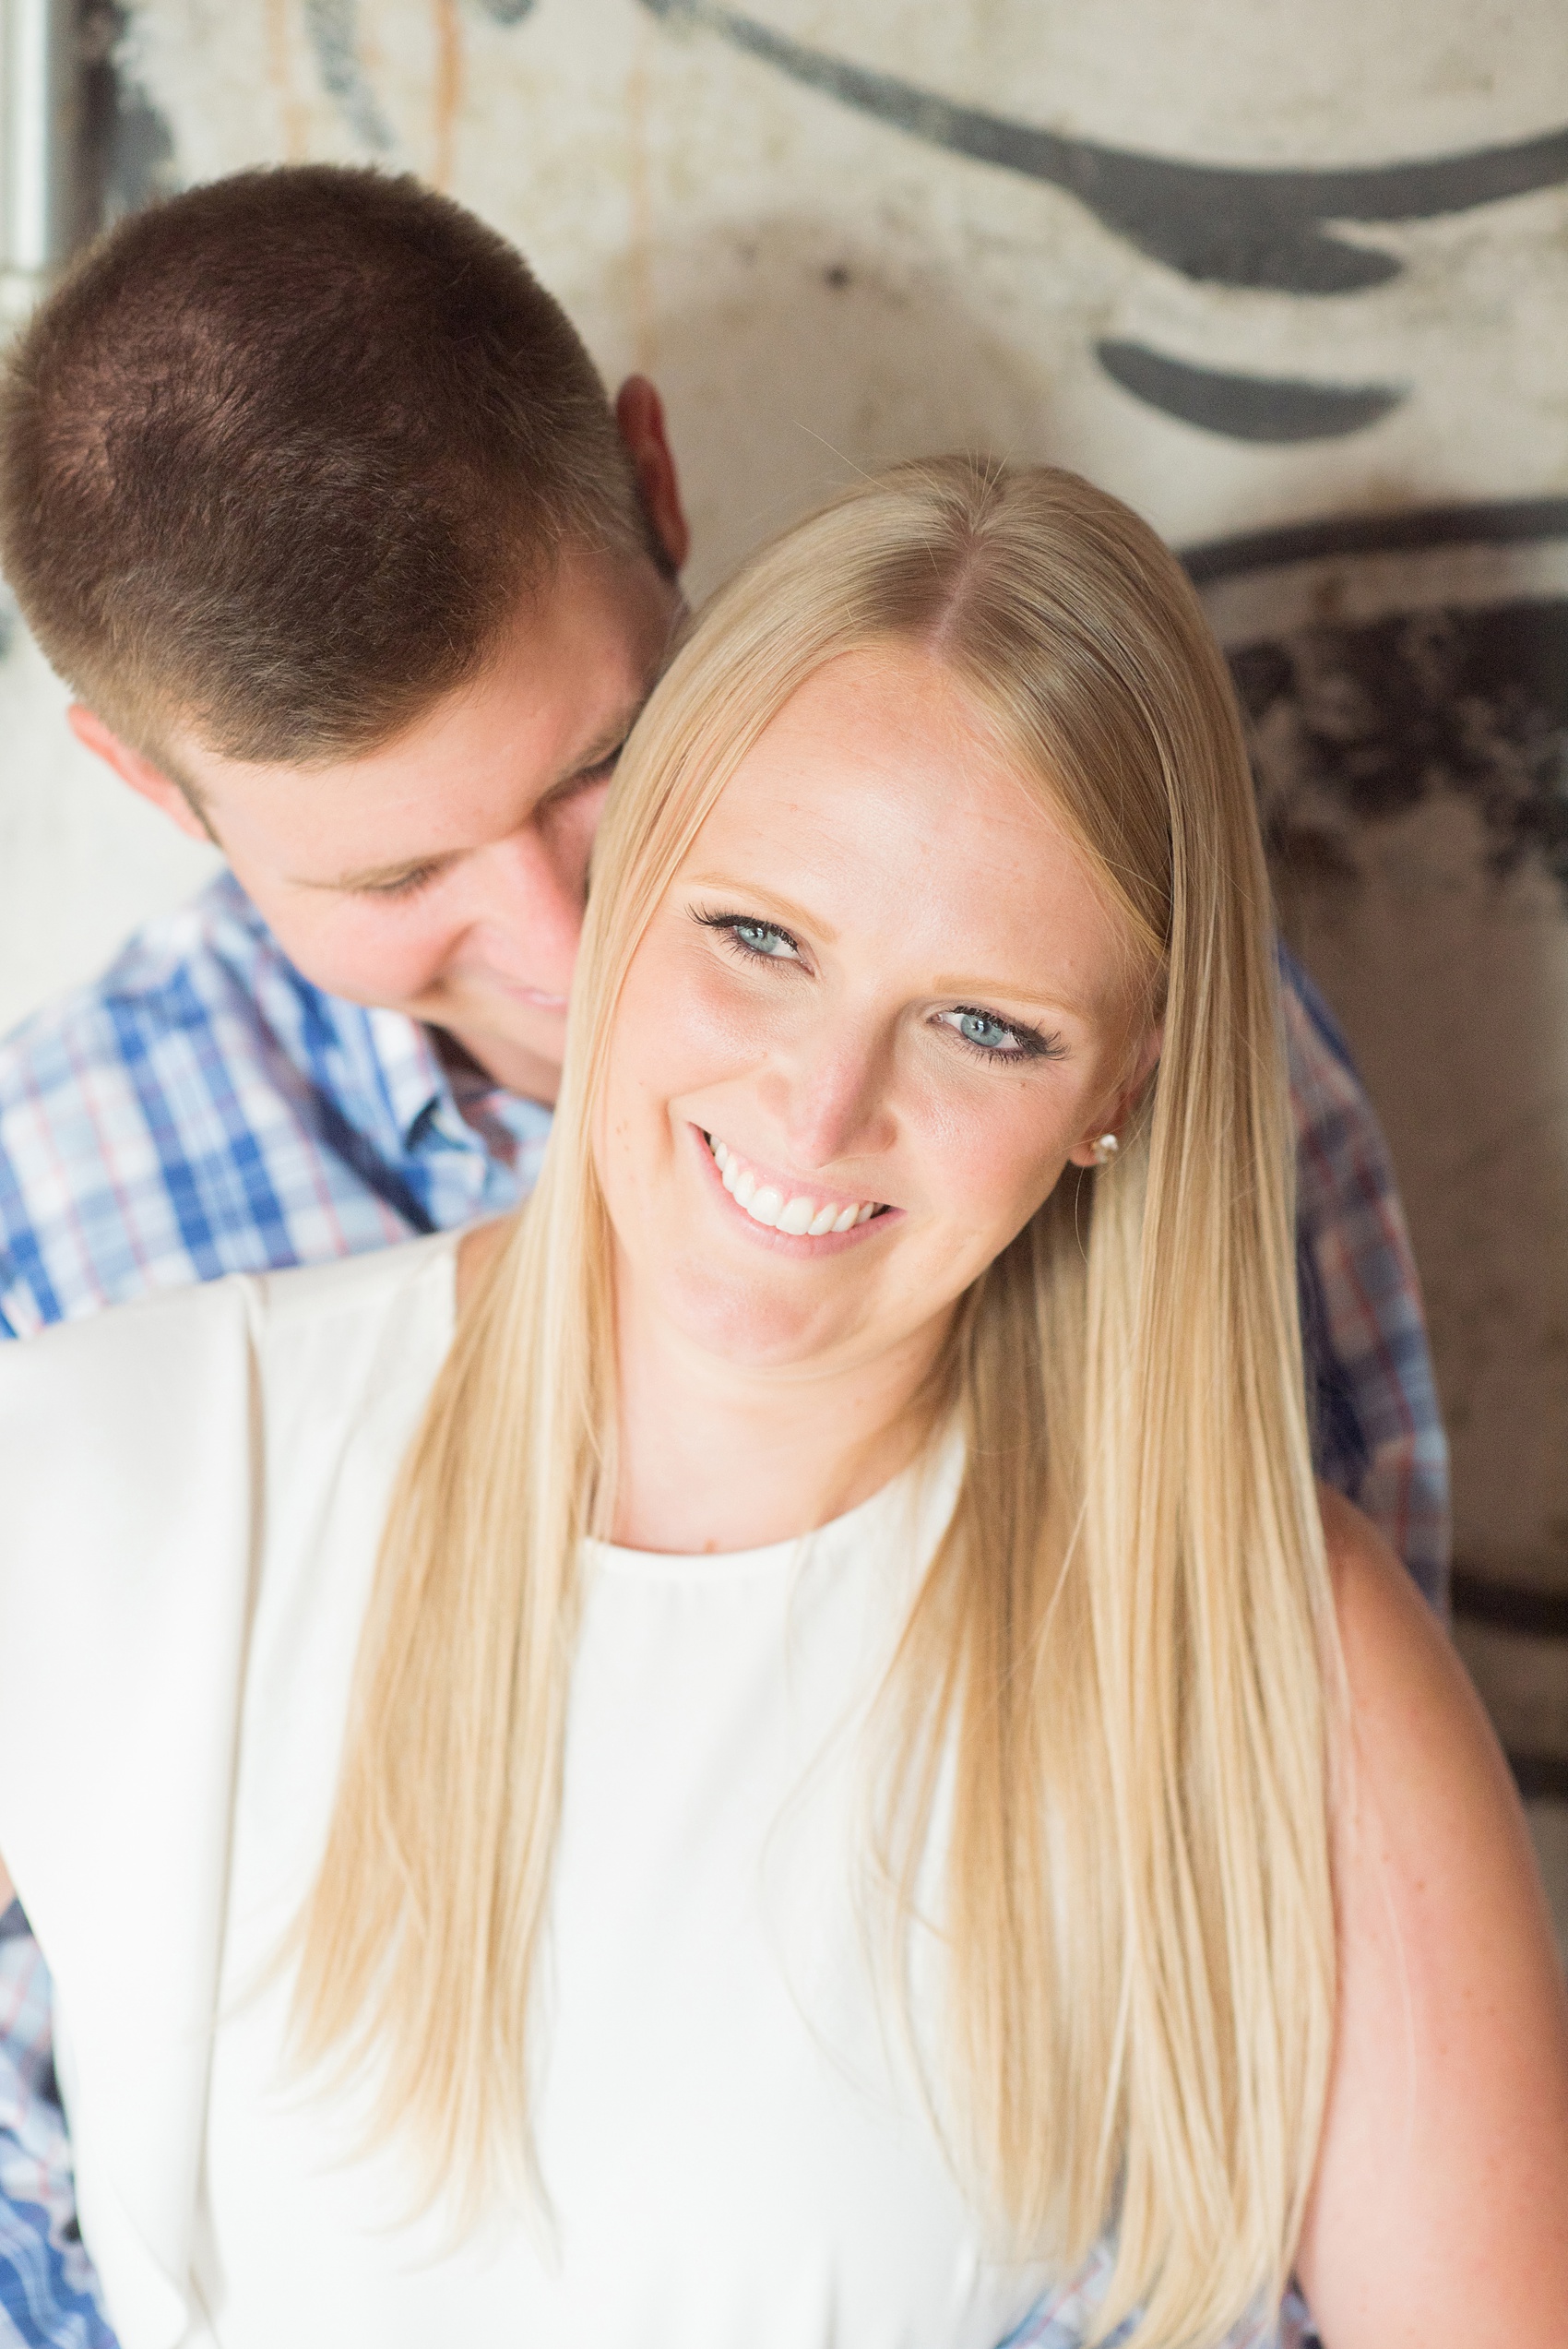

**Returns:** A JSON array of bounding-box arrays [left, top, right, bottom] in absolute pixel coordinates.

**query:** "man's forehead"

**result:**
[[161, 698, 632, 898], [173, 563, 672, 850], [182, 543, 672, 781]]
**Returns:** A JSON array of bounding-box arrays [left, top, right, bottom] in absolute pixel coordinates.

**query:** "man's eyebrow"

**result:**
[[302, 700, 651, 893], [540, 698, 646, 794], [306, 848, 462, 894]]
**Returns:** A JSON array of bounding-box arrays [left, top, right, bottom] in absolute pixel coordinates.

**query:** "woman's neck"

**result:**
[[610, 1277, 951, 1556]]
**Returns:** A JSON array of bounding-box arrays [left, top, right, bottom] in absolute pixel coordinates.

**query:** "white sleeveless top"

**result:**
[[0, 1234, 1056, 2349]]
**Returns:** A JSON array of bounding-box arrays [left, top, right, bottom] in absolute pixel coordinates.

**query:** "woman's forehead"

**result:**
[[677, 657, 1141, 1019]]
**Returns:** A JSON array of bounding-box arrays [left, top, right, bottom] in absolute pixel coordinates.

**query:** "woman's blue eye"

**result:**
[[692, 909, 805, 964], [945, 1008, 1022, 1054], [731, 922, 798, 960]]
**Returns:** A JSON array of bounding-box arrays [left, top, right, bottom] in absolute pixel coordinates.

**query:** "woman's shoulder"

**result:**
[[244, 1225, 460, 1396], [1315, 1481, 1536, 2006], [0, 1234, 464, 1950], [0, 1225, 459, 1409], [1301, 1486, 1568, 2341], [0, 1231, 460, 1676], [1318, 1483, 1458, 1737]]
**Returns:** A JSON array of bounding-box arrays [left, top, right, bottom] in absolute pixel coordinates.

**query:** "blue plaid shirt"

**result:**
[[0, 872, 1443, 2347]]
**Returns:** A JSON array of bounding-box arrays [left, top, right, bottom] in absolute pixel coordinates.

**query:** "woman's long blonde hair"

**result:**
[[295, 459, 1337, 2346]]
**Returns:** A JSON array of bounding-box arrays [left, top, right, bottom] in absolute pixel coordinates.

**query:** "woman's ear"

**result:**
[[66, 706, 217, 846], [1065, 1021, 1164, 1167]]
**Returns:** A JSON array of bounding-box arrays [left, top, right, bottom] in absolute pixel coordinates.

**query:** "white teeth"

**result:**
[[706, 1132, 882, 1238]]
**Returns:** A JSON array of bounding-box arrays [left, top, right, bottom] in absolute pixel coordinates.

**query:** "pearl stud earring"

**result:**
[[1088, 1132, 1120, 1166]]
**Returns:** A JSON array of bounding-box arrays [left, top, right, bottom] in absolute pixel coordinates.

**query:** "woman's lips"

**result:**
[[693, 1124, 899, 1250]]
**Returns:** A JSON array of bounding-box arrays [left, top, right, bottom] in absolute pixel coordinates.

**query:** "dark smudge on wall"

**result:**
[[1190, 502, 1568, 897], [1233, 601, 1568, 885]]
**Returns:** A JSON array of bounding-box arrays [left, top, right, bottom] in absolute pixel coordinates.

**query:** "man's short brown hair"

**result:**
[[0, 165, 653, 763]]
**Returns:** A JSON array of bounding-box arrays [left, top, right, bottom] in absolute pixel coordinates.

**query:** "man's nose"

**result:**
[[468, 822, 588, 976]]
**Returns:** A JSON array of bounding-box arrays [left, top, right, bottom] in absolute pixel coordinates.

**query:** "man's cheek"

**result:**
[[288, 909, 452, 1008], [565, 779, 613, 865]]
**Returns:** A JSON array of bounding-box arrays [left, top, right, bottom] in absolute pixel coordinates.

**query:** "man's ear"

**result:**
[[66, 705, 216, 846], [614, 376, 690, 575]]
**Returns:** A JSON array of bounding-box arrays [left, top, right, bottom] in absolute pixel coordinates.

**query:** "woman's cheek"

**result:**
[[600, 945, 723, 1125], [634, 941, 793, 1091], [920, 1082, 1077, 1237]]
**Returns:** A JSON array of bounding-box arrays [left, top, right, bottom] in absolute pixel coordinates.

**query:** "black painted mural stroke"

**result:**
[[640, 0, 1568, 444], [307, 0, 1568, 447], [303, 0, 394, 150], [1097, 344, 1406, 444], [641, 0, 1568, 294], [304, 0, 536, 156]]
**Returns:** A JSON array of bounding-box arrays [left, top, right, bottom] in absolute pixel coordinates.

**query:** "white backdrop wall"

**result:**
[[3, 2, 1568, 1700]]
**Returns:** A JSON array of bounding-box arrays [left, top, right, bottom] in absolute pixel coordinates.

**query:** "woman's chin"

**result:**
[[648, 1251, 871, 1373]]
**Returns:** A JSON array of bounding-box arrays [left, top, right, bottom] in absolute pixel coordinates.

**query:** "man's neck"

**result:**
[[434, 1020, 559, 1109]]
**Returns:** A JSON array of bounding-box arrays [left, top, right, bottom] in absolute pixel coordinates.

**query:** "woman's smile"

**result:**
[[695, 1123, 898, 1246]]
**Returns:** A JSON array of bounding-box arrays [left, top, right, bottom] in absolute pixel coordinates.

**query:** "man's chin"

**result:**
[[418, 995, 567, 1106]]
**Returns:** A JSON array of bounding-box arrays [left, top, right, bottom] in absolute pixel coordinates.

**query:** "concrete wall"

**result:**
[[1, 0, 1566, 1856]]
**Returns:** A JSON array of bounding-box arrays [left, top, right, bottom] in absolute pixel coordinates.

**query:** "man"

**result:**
[[0, 167, 1438, 2347]]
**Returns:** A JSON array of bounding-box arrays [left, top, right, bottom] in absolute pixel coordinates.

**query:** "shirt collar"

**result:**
[[205, 873, 552, 1157], [362, 1007, 464, 1150], [361, 1006, 554, 1158]]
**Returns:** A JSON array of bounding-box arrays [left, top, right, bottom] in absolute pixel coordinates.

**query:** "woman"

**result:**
[[1, 459, 1563, 2349]]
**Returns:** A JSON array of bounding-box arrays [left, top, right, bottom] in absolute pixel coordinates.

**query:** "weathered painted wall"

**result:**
[[1, 0, 1566, 1831]]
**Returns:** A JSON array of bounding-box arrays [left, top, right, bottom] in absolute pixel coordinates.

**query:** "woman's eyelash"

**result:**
[[943, 1007, 1063, 1065], [695, 913, 1061, 1063], [693, 911, 802, 961]]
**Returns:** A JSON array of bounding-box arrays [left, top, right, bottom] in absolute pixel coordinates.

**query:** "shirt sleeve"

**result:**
[[0, 1906, 114, 2347], [1279, 943, 1451, 1612], [0, 1278, 264, 2348], [992, 2243, 1319, 2343]]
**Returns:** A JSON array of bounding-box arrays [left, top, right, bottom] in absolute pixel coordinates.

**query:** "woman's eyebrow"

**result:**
[[688, 876, 1092, 1018], [685, 875, 838, 945], [931, 972, 1089, 1021]]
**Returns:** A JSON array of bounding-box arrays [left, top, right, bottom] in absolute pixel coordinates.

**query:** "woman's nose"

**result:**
[[759, 1022, 899, 1171]]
